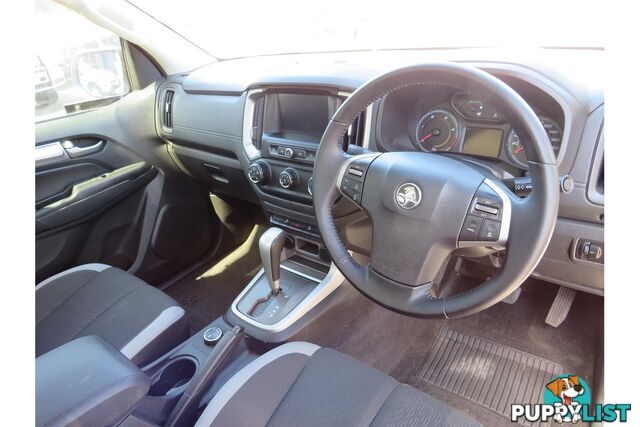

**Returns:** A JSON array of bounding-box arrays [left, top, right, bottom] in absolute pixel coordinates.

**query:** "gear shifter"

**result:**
[[259, 227, 287, 295]]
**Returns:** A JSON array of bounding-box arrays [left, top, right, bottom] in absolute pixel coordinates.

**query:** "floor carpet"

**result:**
[[294, 277, 603, 427], [165, 225, 265, 332]]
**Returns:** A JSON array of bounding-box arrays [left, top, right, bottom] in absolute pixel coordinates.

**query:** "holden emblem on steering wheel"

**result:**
[[396, 183, 422, 209]]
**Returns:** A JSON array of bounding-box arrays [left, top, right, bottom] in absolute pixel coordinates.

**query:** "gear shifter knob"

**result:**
[[259, 227, 287, 295]]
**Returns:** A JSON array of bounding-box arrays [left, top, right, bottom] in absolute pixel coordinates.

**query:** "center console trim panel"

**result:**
[[230, 263, 344, 333], [242, 88, 264, 160]]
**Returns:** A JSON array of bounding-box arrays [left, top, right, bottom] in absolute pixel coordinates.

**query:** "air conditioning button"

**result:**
[[283, 147, 294, 159]]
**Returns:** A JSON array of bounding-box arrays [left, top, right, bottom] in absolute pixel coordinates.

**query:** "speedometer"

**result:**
[[414, 110, 460, 152], [505, 115, 562, 168]]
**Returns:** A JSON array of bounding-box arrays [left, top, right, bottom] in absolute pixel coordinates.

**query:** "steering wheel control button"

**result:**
[[340, 176, 362, 204], [349, 157, 376, 174], [474, 203, 498, 215], [338, 155, 381, 205], [479, 219, 501, 241], [203, 326, 223, 346], [469, 183, 503, 220], [347, 167, 364, 177], [459, 215, 483, 241]]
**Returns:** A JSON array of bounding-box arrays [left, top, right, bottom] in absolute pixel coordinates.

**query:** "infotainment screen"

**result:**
[[266, 93, 334, 142], [462, 127, 503, 157], [263, 92, 339, 144]]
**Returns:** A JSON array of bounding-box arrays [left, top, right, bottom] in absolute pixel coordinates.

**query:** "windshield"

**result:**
[[129, 0, 603, 60]]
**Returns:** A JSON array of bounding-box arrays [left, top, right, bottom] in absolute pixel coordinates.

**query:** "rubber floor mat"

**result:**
[[418, 328, 563, 427]]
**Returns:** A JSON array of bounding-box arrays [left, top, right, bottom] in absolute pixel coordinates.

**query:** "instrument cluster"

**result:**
[[386, 91, 564, 170]]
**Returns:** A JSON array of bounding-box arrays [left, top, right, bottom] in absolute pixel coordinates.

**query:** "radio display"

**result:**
[[265, 93, 334, 143], [278, 94, 332, 139], [462, 127, 503, 157]]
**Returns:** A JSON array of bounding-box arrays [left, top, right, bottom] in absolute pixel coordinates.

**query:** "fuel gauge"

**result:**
[[505, 130, 528, 168], [504, 115, 562, 168]]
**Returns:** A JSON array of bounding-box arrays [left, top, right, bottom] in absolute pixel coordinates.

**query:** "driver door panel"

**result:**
[[35, 135, 156, 281], [35, 88, 218, 285]]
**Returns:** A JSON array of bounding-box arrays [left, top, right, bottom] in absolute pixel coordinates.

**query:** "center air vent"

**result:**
[[251, 96, 265, 149], [343, 110, 367, 148], [162, 89, 175, 132]]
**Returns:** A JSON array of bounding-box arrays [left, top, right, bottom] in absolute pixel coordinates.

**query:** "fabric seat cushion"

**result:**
[[196, 342, 480, 427], [36, 264, 188, 366]]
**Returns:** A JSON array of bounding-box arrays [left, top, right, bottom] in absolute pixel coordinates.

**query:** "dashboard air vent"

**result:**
[[587, 122, 604, 207], [162, 89, 175, 131], [251, 96, 265, 149], [343, 111, 366, 148], [596, 155, 604, 195]]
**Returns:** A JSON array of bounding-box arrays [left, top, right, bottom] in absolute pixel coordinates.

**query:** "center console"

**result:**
[[235, 87, 370, 340], [227, 226, 345, 342], [248, 91, 335, 197], [243, 88, 367, 249]]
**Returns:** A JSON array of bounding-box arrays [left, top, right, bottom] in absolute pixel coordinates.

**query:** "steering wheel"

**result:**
[[313, 63, 559, 319]]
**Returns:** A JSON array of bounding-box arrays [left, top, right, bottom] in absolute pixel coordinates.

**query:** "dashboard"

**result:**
[[375, 78, 566, 173], [154, 48, 604, 296]]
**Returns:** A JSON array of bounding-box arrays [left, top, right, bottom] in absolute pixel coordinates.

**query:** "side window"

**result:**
[[35, 0, 130, 122]]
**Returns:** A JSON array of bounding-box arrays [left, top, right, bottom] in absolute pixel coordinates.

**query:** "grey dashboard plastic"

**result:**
[[160, 49, 605, 295], [168, 83, 245, 151], [181, 48, 603, 111]]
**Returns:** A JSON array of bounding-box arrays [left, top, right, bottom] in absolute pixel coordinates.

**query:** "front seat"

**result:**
[[36, 263, 189, 366], [195, 342, 480, 427]]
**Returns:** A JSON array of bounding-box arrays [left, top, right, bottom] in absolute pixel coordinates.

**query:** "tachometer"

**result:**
[[505, 115, 562, 168], [415, 110, 459, 152]]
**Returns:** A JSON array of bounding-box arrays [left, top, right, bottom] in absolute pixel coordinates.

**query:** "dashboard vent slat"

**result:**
[[596, 154, 604, 195], [162, 89, 175, 131], [252, 96, 265, 149], [344, 111, 366, 148], [586, 121, 604, 207]]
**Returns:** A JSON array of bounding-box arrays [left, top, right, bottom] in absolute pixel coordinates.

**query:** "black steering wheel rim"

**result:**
[[313, 62, 559, 319]]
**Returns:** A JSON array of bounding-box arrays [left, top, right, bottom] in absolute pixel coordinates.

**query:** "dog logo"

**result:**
[[511, 374, 631, 424], [396, 183, 421, 209], [545, 376, 587, 423]]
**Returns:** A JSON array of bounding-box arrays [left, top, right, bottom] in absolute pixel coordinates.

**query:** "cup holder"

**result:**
[[148, 357, 197, 397]]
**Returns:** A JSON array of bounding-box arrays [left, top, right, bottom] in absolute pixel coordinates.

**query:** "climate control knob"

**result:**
[[247, 161, 270, 184], [279, 168, 298, 189]]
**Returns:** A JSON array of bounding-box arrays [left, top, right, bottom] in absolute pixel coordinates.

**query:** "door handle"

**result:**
[[62, 140, 104, 158]]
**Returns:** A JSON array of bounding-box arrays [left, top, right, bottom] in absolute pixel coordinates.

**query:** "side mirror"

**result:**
[[73, 50, 126, 98]]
